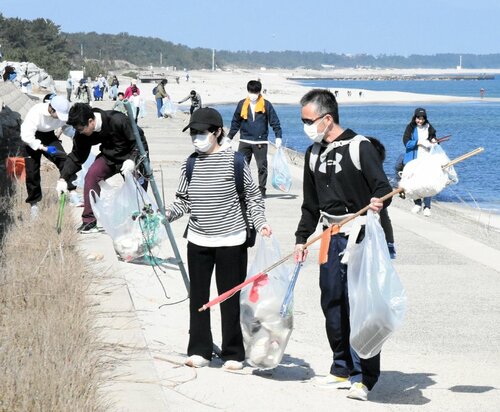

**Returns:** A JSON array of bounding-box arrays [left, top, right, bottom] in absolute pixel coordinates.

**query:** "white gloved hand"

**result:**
[[275, 138, 282, 148], [56, 179, 68, 197], [120, 159, 135, 174]]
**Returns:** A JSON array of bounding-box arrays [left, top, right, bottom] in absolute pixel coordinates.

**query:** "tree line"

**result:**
[[1, 14, 500, 80]]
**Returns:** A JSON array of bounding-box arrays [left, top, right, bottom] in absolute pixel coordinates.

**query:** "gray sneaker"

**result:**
[[77, 221, 101, 234]]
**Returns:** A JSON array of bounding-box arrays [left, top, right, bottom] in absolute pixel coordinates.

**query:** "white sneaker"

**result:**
[[411, 205, 421, 214], [184, 355, 210, 368], [347, 382, 369, 401], [30, 204, 39, 219], [223, 360, 244, 371], [423, 207, 431, 217], [312, 374, 352, 389], [69, 191, 83, 207]]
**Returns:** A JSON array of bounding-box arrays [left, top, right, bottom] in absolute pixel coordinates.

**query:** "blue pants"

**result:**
[[156, 97, 163, 117], [319, 234, 380, 390], [414, 197, 431, 209]]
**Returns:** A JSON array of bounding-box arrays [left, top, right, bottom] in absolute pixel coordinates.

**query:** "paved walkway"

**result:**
[[81, 101, 500, 411]]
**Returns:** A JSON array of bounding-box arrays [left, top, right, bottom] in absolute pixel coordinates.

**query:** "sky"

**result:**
[[1, 0, 500, 56]]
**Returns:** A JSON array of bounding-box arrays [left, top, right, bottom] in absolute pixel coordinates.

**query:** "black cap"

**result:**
[[182, 108, 223, 132], [414, 108, 427, 118]]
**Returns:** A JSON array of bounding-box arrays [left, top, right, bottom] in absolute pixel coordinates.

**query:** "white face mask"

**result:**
[[303, 116, 327, 143], [248, 93, 259, 103], [192, 133, 215, 153]]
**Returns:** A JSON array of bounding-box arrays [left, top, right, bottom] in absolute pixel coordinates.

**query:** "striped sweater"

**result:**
[[168, 148, 267, 246]]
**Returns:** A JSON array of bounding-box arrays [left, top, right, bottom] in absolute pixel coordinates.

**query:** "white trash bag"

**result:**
[[347, 210, 407, 359], [240, 236, 293, 369], [160, 100, 177, 117], [399, 144, 458, 200], [90, 172, 167, 262]]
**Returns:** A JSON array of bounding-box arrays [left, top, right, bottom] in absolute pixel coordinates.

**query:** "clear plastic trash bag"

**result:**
[[399, 144, 458, 200], [160, 100, 176, 117], [90, 172, 167, 262], [240, 236, 293, 369], [271, 147, 292, 193], [347, 210, 407, 359], [72, 152, 96, 188]]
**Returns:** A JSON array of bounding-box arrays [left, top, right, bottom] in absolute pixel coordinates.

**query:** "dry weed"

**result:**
[[0, 176, 108, 411]]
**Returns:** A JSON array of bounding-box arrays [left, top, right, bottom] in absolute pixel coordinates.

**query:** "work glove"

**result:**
[[46, 145, 58, 155], [275, 138, 282, 148], [56, 179, 68, 197], [120, 159, 135, 174]]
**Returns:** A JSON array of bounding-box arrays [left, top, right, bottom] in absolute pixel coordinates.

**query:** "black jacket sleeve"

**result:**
[[60, 134, 92, 181], [295, 147, 321, 244]]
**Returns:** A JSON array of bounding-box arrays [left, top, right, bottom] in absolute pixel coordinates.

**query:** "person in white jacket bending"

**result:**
[[21, 95, 80, 217]]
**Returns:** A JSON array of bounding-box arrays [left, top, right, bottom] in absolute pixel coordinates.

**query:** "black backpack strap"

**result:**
[[185, 152, 198, 183], [233, 151, 256, 246], [233, 151, 246, 197]]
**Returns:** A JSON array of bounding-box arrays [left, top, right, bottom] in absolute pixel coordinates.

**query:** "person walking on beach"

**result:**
[[165, 108, 271, 370], [227, 80, 283, 197], [124, 81, 141, 123], [56, 103, 149, 233], [402, 107, 437, 216], [20, 95, 81, 217], [109, 75, 119, 101], [154, 79, 170, 118], [178, 89, 202, 114], [294, 89, 392, 402], [66, 75, 73, 102]]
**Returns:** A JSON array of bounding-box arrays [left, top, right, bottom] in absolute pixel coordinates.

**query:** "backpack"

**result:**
[[309, 135, 369, 172], [185, 151, 256, 247], [152, 86, 158, 95]]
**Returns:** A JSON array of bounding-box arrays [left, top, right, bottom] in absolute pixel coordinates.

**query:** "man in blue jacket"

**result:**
[[227, 80, 282, 197]]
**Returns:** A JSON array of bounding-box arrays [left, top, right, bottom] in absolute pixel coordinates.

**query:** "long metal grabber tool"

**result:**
[[198, 147, 484, 311], [124, 101, 190, 294]]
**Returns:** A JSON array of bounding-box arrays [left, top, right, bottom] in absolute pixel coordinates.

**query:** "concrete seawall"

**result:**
[[69, 99, 500, 411]]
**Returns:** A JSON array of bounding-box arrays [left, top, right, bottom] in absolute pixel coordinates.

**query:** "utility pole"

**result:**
[[160, 52, 163, 66], [212, 49, 215, 71], [80, 44, 83, 58]]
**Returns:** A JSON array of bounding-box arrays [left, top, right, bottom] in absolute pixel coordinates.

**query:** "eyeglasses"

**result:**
[[301, 114, 327, 126]]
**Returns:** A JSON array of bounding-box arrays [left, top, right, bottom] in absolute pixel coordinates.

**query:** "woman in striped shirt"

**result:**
[[166, 108, 272, 371]]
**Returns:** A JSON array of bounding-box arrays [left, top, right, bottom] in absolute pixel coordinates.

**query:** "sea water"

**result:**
[[214, 79, 500, 212]]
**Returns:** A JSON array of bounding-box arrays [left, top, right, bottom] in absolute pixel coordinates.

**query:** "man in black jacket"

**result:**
[[294, 89, 392, 402], [56, 103, 149, 233], [227, 80, 282, 197]]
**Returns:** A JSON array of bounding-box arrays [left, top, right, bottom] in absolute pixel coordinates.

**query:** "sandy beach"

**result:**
[[55, 67, 500, 108]]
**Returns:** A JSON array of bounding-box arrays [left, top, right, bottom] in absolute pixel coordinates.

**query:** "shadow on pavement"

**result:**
[[449, 385, 496, 393], [252, 354, 313, 381], [265, 193, 298, 200], [371, 370, 435, 405]]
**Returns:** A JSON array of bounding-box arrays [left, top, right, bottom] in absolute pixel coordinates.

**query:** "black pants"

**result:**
[[187, 242, 247, 361], [24, 131, 76, 205], [320, 234, 380, 390], [379, 208, 394, 244], [238, 142, 268, 196]]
